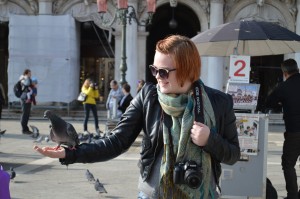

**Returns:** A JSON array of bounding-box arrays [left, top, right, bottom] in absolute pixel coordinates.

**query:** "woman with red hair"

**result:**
[[35, 35, 240, 198]]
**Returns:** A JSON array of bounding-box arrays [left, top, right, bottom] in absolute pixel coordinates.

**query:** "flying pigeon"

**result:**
[[30, 125, 40, 138], [34, 135, 44, 143], [94, 178, 107, 193], [8, 167, 16, 181], [85, 169, 95, 182], [43, 110, 79, 150]]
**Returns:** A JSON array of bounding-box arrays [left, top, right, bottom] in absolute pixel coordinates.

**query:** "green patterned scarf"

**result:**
[[157, 80, 216, 199]]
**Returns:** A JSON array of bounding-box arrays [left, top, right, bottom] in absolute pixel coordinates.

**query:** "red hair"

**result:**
[[155, 35, 201, 86]]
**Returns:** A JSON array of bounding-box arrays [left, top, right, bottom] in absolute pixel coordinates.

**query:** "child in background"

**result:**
[[26, 77, 38, 105]]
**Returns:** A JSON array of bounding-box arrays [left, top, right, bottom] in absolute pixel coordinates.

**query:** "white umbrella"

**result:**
[[191, 20, 300, 56]]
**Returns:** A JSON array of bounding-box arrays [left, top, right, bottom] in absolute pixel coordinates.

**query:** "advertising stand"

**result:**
[[220, 113, 268, 198], [220, 55, 268, 198]]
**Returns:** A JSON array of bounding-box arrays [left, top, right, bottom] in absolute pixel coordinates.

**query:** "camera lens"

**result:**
[[184, 171, 202, 189], [184, 161, 202, 189]]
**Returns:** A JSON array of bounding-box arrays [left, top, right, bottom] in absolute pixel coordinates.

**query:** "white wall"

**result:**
[[8, 14, 80, 103]]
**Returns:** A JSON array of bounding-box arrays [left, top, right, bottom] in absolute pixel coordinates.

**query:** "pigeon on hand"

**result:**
[[85, 169, 95, 182], [44, 110, 79, 150], [30, 125, 40, 138], [8, 167, 16, 181], [94, 178, 107, 193]]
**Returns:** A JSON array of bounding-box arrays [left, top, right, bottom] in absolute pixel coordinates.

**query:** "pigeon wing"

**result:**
[[66, 122, 79, 146]]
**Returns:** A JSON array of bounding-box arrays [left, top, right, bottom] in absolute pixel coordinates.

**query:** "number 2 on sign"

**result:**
[[234, 60, 246, 77], [229, 55, 250, 83]]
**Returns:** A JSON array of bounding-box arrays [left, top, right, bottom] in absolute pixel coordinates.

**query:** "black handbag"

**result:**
[[77, 92, 87, 102]]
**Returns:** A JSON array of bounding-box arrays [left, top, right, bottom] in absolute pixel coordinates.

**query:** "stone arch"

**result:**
[[226, 0, 295, 31], [0, 0, 35, 21], [10, 0, 36, 15], [140, 0, 208, 31]]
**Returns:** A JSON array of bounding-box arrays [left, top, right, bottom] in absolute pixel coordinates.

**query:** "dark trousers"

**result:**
[[20, 101, 31, 132], [282, 132, 300, 199], [83, 103, 99, 131], [0, 104, 2, 119]]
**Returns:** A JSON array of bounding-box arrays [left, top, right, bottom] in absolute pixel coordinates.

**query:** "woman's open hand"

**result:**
[[33, 145, 66, 159]]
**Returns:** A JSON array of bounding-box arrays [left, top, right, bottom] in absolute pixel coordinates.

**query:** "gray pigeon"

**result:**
[[34, 135, 44, 143], [30, 125, 40, 138], [94, 178, 107, 193], [0, 129, 6, 135], [8, 167, 16, 181], [44, 110, 79, 149], [85, 169, 95, 182], [44, 135, 50, 143]]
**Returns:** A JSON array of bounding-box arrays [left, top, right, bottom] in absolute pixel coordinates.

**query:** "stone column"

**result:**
[[137, 31, 148, 95], [38, 0, 53, 15], [294, 0, 300, 68], [206, 0, 225, 91], [126, 0, 139, 94]]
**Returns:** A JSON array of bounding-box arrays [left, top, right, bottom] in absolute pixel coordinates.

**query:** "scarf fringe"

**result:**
[[159, 173, 190, 199]]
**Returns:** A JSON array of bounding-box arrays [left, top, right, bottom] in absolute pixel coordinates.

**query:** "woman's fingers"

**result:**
[[33, 145, 65, 158]]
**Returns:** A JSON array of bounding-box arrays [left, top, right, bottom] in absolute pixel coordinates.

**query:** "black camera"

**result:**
[[90, 82, 98, 88], [173, 160, 202, 189]]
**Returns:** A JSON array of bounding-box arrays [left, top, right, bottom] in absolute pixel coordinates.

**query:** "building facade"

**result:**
[[0, 0, 299, 111]]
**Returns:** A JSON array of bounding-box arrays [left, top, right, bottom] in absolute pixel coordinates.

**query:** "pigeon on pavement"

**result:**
[[30, 125, 40, 138], [8, 167, 16, 181], [44, 110, 79, 150], [94, 178, 107, 193], [85, 169, 95, 182], [0, 129, 6, 135]]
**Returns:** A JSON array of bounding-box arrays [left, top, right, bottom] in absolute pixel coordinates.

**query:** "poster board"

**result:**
[[226, 82, 260, 111], [236, 114, 259, 157]]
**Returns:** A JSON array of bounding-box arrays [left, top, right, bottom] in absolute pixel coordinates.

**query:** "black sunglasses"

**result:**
[[149, 65, 176, 79]]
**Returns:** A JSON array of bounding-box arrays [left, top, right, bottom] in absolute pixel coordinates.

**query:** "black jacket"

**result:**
[[118, 94, 133, 113], [265, 73, 300, 132], [61, 83, 240, 183]]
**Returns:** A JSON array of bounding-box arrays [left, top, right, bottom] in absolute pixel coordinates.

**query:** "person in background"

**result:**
[[265, 58, 300, 199], [34, 35, 240, 198], [137, 79, 145, 94], [118, 83, 133, 114], [19, 69, 33, 135], [0, 82, 5, 134], [106, 80, 123, 119], [0, 82, 5, 119], [81, 78, 103, 137]]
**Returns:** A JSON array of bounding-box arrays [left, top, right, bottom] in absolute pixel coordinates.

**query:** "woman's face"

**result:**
[[153, 51, 191, 94]]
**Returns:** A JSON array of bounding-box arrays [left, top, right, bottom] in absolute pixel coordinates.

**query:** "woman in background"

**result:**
[[81, 78, 102, 137]]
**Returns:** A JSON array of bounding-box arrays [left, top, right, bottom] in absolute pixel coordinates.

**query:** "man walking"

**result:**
[[266, 59, 300, 199]]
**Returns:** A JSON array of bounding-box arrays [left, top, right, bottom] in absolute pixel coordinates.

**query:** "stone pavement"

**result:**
[[0, 118, 298, 199]]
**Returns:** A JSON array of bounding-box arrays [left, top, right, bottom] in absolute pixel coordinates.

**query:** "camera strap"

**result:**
[[192, 81, 204, 124]]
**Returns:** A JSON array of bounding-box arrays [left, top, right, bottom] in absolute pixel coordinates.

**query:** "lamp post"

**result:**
[[97, 0, 156, 85]]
